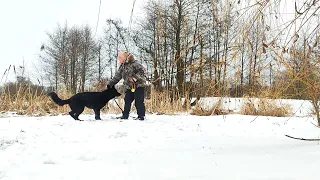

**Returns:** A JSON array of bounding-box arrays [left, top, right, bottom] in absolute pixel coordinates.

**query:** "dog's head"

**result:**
[[106, 85, 121, 98]]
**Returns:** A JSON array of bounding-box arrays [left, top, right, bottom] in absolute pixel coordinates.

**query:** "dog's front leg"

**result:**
[[94, 109, 101, 120]]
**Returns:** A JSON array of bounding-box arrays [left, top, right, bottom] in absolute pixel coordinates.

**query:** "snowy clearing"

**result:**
[[1, 113, 320, 180]]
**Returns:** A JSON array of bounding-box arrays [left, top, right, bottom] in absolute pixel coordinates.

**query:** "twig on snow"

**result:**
[[285, 134, 320, 141]]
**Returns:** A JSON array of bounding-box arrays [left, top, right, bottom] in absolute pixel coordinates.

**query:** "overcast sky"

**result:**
[[0, 0, 144, 84], [0, 0, 316, 85]]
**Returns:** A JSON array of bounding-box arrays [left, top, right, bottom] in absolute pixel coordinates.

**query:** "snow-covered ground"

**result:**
[[1, 113, 320, 180]]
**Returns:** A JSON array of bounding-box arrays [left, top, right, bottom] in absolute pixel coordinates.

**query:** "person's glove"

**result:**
[[130, 77, 137, 82]]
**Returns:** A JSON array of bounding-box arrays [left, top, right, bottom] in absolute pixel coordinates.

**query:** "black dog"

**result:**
[[47, 85, 121, 121]]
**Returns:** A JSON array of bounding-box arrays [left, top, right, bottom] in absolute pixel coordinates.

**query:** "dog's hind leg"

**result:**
[[69, 103, 84, 121], [73, 107, 84, 121], [94, 109, 101, 120], [69, 111, 79, 120]]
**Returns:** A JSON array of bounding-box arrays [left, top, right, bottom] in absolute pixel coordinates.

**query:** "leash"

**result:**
[[113, 99, 124, 113]]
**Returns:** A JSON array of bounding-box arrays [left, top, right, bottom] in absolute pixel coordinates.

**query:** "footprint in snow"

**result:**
[[109, 132, 127, 138], [78, 154, 96, 161], [43, 160, 55, 165]]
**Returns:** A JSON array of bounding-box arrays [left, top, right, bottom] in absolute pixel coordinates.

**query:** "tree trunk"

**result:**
[[200, 36, 204, 91], [175, 0, 184, 96], [188, 1, 200, 97], [55, 62, 58, 91]]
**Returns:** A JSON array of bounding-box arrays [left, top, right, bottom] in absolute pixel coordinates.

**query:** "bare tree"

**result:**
[[79, 25, 96, 92], [39, 22, 68, 91]]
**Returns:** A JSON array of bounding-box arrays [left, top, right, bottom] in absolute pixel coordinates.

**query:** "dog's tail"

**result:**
[[47, 92, 70, 106]]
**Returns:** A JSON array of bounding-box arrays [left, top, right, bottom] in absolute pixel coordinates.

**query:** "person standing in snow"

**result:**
[[107, 51, 146, 120]]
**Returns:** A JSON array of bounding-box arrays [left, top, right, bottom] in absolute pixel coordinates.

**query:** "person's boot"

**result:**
[[116, 115, 128, 120], [134, 116, 145, 121]]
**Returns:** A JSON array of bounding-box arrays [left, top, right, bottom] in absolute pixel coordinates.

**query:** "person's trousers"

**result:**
[[122, 87, 145, 118]]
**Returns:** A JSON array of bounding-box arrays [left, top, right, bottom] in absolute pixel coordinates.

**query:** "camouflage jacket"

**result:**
[[109, 60, 146, 90]]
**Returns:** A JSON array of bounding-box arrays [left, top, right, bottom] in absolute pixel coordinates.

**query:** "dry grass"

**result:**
[[0, 86, 293, 118], [0, 84, 103, 116], [0, 84, 153, 117], [191, 98, 230, 116], [145, 91, 187, 115], [0, 83, 296, 118], [240, 98, 292, 117], [0, 86, 69, 116], [106, 98, 125, 114]]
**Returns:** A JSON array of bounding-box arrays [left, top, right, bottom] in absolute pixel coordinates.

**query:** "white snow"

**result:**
[[1, 112, 320, 180]]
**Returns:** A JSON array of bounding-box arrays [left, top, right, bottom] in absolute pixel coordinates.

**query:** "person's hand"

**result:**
[[130, 77, 137, 82], [106, 84, 111, 90]]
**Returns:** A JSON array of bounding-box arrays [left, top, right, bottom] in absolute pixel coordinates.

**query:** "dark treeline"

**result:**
[[38, 0, 320, 100]]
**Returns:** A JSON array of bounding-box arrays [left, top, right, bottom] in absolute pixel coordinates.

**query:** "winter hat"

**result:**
[[118, 51, 134, 64]]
